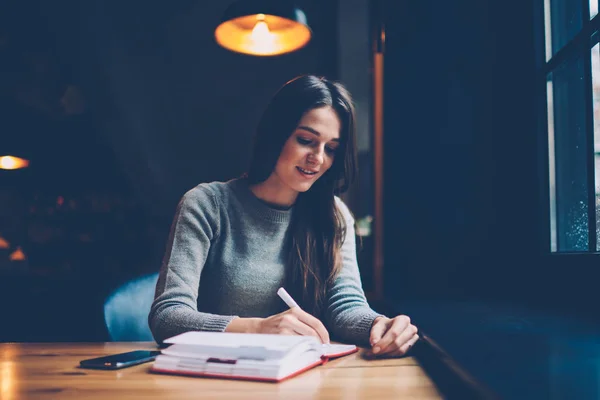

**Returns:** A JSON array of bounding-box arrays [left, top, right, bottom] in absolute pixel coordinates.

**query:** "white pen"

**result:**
[[277, 287, 300, 309]]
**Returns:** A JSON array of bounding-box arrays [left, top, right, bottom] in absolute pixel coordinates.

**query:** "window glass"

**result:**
[[548, 56, 589, 251], [544, 0, 583, 59]]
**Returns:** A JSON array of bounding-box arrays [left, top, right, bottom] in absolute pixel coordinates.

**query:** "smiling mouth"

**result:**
[[297, 167, 318, 176]]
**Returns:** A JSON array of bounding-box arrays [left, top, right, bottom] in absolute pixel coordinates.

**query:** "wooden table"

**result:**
[[0, 342, 442, 399]]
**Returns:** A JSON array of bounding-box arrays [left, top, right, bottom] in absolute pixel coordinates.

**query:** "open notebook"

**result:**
[[150, 331, 358, 382]]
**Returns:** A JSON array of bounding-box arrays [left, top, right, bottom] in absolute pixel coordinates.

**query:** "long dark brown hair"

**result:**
[[247, 75, 357, 315]]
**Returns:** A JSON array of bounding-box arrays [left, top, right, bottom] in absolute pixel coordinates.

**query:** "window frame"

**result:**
[[536, 0, 600, 254]]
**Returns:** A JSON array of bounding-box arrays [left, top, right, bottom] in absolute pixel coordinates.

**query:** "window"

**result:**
[[540, 0, 599, 252]]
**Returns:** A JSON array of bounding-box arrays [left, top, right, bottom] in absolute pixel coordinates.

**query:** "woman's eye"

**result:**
[[325, 146, 337, 154], [296, 137, 312, 145]]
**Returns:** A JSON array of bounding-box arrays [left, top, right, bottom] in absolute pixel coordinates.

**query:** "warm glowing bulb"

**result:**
[[0, 156, 29, 170], [251, 20, 273, 43], [1, 157, 16, 169]]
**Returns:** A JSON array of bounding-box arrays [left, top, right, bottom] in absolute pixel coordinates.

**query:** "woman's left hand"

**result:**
[[369, 315, 419, 357]]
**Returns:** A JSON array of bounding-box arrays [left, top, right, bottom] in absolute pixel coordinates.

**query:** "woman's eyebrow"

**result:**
[[297, 126, 340, 142]]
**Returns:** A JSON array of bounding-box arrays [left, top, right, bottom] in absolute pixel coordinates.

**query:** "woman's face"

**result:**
[[272, 105, 341, 197]]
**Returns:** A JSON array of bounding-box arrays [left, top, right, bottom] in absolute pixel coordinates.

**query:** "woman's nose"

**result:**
[[308, 149, 324, 165]]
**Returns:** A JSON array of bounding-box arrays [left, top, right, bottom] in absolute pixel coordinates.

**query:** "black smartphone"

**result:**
[[79, 350, 161, 370]]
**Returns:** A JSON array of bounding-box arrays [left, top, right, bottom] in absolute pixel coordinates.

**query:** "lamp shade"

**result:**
[[215, 1, 311, 56]]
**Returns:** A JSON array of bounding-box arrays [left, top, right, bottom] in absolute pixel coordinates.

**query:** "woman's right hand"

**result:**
[[257, 307, 330, 344]]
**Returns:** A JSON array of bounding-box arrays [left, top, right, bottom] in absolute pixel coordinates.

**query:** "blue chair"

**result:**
[[104, 272, 159, 341]]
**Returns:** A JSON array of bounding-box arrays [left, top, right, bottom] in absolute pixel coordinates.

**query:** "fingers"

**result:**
[[381, 326, 418, 356], [403, 332, 420, 352], [276, 313, 317, 338], [274, 308, 330, 344], [292, 308, 330, 344], [372, 315, 410, 354], [372, 315, 417, 355], [287, 318, 321, 338], [369, 316, 389, 346], [386, 333, 420, 357]]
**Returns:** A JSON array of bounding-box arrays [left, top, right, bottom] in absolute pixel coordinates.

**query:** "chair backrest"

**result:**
[[103, 272, 159, 341]]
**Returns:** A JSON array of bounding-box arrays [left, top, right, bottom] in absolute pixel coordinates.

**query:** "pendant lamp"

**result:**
[[0, 155, 29, 170], [215, 1, 311, 56]]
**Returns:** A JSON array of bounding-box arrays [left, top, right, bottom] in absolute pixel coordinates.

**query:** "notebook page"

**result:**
[[165, 331, 318, 350]]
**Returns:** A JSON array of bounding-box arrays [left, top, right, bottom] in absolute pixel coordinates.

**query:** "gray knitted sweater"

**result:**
[[148, 177, 383, 345]]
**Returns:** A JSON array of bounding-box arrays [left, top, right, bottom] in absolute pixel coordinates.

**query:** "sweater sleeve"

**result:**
[[323, 197, 385, 346], [148, 185, 237, 344]]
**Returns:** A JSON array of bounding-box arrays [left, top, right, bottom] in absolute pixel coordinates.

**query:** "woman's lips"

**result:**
[[297, 166, 318, 178]]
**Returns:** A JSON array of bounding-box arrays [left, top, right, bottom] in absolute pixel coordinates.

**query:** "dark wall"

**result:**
[[1, 0, 338, 211], [382, 0, 541, 306], [67, 0, 339, 217], [0, 0, 339, 341]]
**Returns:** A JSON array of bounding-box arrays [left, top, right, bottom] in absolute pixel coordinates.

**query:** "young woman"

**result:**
[[149, 75, 418, 357]]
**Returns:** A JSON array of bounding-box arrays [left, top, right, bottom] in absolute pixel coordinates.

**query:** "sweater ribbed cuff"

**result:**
[[201, 314, 238, 332], [354, 311, 386, 345]]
